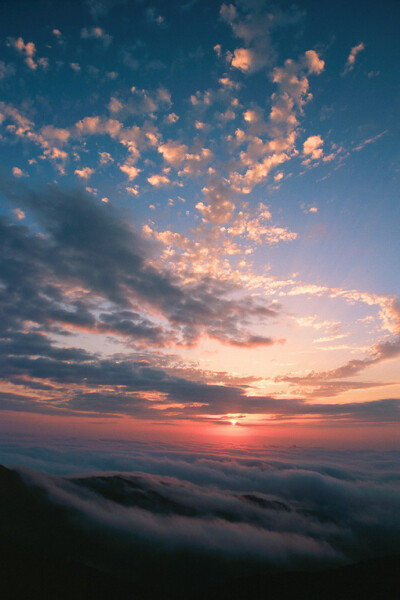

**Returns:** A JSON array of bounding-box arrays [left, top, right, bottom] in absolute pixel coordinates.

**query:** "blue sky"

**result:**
[[0, 0, 399, 445]]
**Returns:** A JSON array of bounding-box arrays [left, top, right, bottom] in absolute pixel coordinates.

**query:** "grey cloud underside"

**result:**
[[0, 345, 399, 422], [0, 322, 398, 419], [1, 443, 400, 573], [0, 180, 282, 418], [0, 181, 399, 421], [0, 180, 279, 347]]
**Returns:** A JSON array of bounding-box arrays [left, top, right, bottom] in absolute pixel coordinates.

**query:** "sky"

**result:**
[[0, 0, 399, 448]]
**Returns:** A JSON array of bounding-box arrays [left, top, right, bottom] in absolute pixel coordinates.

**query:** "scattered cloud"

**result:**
[[0, 60, 15, 80], [12, 167, 27, 178], [221, 1, 305, 74], [164, 112, 179, 124], [147, 174, 171, 186], [11, 208, 25, 220], [75, 167, 95, 179], [343, 43, 365, 75], [303, 135, 324, 161], [7, 37, 47, 70], [145, 7, 166, 26], [120, 164, 141, 180], [81, 27, 112, 47], [354, 130, 387, 152]]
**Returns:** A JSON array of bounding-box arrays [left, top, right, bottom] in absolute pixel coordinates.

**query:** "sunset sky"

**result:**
[[0, 0, 399, 448]]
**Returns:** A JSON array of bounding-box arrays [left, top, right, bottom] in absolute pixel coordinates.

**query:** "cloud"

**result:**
[[275, 330, 400, 398], [0, 180, 284, 363], [81, 27, 112, 47], [85, 0, 127, 19], [0, 60, 15, 80], [7, 37, 48, 70], [11, 208, 25, 220], [164, 112, 179, 124], [0, 185, 289, 416], [343, 43, 365, 74], [74, 167, 95, 179], [224, 202, 297, 244], [147, 174, 171, 187], [304, 50, 325, 75], [108, 87, 171, 120], [0, 103, 70, 173], [1, 443, 400, 588], [303, 135, 324, 161], [196, 181, 236, 224], [230, 47, 258, 73], [221, 1, 305, 74], [157, 141, 213, 177], [40, 126, 70, 144], [227, 50, 325, 193], [98, 151, 114, 165], [75, 115, 122, 137], [12, 167, 27, 178], [126, 186, 139, 195], [158, 141, 189, 166], [354, 130, 387, 152], [7, 37, 36, 69], [145, 7, 166, 26], [120, 164, 141, 180]]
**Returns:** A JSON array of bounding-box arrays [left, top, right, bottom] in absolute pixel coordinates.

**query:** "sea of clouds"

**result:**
[[1, 436, 399, 572]]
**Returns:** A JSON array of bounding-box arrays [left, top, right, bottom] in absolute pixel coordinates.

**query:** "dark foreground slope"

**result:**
[[0, 465, 399, 600], [2, 536, 399, 600]]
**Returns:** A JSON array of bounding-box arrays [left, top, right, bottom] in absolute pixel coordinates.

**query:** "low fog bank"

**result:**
[[1, 439, 400, 581]]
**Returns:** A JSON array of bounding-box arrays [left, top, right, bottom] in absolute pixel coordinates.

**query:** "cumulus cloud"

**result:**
[[158, 141, 189, 166], [74, 167, 95, 179], [303, 134, 324, 162], [147, 174, 171, 186], [120, 164, 141, 180], [230, 47, 258, 72]]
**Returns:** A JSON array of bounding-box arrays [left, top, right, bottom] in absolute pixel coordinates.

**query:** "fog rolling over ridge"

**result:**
[[1, 441, 400, 598]]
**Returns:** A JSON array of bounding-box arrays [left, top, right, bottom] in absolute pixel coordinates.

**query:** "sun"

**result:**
[[230, 419, 238, 426]]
